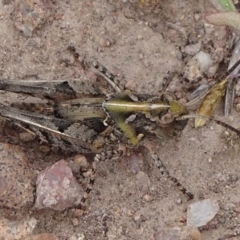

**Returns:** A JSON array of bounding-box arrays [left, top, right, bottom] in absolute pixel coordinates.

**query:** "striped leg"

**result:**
[[144, 141, 193, 200]]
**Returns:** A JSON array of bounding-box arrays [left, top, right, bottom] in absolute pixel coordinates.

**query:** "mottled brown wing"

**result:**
[[0, 102, 107, 153]]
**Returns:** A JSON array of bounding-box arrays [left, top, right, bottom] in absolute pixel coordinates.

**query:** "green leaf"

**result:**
[[218, 0, 236, 11]]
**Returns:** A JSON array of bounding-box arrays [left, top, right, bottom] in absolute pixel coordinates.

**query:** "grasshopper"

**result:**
[[0, 46, 240, 209]]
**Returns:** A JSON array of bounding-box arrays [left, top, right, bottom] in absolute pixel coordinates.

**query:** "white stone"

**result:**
[[187, 199, 219, 227]]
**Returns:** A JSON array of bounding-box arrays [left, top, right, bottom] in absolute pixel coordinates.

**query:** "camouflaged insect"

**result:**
[[1, 48, 240, 208], [0, 49, 195, 207]]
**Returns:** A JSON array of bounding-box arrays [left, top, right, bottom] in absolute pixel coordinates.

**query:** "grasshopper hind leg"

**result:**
[[143, 141, 193, 200], [67, 46, 122, 93], [76, 141, 194, 212]]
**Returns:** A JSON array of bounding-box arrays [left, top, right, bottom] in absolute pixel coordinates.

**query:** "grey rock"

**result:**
[[187, 199, 219, 227]]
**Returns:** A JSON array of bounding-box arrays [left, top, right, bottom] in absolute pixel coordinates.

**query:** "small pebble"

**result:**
[[35, 160, 84, 211], [184, 42, 201, 56], [187, 199, 219, 227], [184, 51, 213, 82], [71, 218, 79, 227], [139, 53, 144, 59], [176, 198, 182, 205]]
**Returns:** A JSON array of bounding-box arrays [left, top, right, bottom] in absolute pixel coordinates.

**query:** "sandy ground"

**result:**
[[1, 0, 240, 239]]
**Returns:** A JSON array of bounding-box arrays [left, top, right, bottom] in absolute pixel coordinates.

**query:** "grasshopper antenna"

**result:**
[[178, 114, 240, 136], [186, 59, 240, 107]]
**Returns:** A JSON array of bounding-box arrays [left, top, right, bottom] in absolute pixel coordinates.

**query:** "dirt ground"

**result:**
[[1, 0, 240, 239]]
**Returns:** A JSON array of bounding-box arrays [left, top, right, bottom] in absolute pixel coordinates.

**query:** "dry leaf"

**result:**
[[195, 79, 228, 127]]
